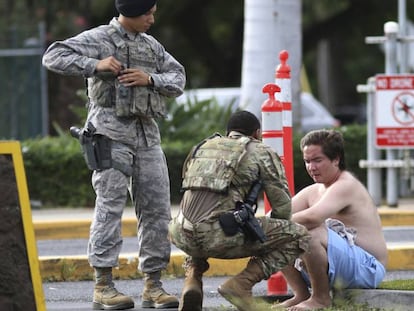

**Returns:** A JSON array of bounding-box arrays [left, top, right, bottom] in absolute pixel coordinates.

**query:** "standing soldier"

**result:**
[[42, 0, 185, 310]]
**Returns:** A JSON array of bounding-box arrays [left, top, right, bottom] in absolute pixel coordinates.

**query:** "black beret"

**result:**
[[115, 0, 157, 17]]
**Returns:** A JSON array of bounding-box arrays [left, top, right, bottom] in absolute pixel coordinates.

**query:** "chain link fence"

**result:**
[[0, 22, 48, 140]]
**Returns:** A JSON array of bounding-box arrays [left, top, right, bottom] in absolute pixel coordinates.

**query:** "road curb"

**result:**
[[33, 209, 414, 240], [39, 246, 414, 282], [338, 289, 414, 311], [379, 209, 414, 226], [39, 251, 248, 282], [33, 218, 138, 240], [387, 244, 414, 270], [35, 209, 414, 281]]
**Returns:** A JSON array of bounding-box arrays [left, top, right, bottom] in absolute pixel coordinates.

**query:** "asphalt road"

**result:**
[[42, 270, 414, 311], [43, 276, 260, 311], [37, 226, 414, 310]]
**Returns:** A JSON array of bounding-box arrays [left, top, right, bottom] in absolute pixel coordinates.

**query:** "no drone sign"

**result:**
[[375, 74, 414, 148]]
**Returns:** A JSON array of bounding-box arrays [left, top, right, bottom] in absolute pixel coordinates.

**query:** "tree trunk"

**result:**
[[241, 0, 302, 130]]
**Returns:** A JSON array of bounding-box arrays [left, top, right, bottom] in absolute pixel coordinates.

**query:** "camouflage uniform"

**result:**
[[43, 18, 185, 273], [169, 132, 309, 278]]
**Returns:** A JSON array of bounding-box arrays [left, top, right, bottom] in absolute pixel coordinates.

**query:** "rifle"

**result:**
[[233, 180, 267, 243], [219, 181, 266, 243]]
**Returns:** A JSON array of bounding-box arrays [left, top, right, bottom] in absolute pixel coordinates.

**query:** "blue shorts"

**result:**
[[301, 228, 386, 289]]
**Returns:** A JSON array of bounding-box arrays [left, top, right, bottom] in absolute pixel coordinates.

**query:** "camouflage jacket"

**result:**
[[180, 131, 292, 222], [42, 18, 186, 147]]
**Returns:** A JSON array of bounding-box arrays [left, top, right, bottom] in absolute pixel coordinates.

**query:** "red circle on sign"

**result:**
[[391, 91, 414, 126]]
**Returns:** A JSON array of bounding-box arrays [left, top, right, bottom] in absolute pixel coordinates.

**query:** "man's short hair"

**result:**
[[226, 110, 261, 136]]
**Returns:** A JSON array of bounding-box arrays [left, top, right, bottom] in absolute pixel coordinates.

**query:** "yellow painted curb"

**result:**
[[38, 252, 248, 282], [386, 244, 414, 270], [34, 218, 137, 240], [38, 246, 412, 282], [378, 209, 414, 227], [34, 210, 414, 240]]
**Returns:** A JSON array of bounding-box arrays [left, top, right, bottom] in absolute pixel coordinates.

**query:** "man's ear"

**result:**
[[252, 128, 261, 139]]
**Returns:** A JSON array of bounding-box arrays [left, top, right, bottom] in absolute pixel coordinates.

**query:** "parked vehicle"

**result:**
[[175, 87, 340, 132]]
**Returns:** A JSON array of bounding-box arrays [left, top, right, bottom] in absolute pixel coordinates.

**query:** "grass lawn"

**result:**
[[378, 278, 414, 290]]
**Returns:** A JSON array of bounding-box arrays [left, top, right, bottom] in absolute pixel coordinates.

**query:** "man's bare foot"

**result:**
[[286, 297, 331, 310], [271, 294, 310, 309]]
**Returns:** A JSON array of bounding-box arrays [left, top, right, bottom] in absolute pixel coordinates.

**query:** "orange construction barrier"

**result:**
[[261, 50, 296, 297], [275, 50, 294, 196]]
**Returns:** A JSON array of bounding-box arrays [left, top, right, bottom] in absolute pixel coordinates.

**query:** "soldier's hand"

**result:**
[[96, 56, 123, 75], [118, 68, 151, 87]]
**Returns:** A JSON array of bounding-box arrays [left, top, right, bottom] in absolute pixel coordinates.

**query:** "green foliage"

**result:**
[[340, 124, 368, 184], [22, 134, 94, 207], [379, 279, 414, 291], [158, 97, 236, 145], [22, 98, 236, 206], [293, 130, 314, 193], [22, 105, 369, 207]]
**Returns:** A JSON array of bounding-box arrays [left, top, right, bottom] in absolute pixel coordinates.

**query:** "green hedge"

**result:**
[[19, 97, 368, 206], [21, 123, 367, 207], [22, 135, 95, 207]]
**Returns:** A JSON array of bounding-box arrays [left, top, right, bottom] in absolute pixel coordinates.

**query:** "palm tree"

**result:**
[[240, 0, 302, 130]]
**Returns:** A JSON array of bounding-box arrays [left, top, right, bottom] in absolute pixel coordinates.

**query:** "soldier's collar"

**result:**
[[111, 17, 142, 40], [228, 131, 245, 139]]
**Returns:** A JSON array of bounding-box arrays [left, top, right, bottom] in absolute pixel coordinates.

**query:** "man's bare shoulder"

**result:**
[[333, 171, 377, 217], [336, 171, 368, 193], [295, 183, 320, 199]]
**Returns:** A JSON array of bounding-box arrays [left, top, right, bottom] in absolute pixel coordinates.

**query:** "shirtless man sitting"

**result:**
[[278, 129, 388, 310]]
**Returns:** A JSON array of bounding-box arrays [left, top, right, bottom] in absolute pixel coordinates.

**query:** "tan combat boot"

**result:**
[[179, 259, 210, 311], [217, 259, 266, 311], [141, 271, 179, 309], [92, 267, 134, 310], [93, 285, 134, 310]]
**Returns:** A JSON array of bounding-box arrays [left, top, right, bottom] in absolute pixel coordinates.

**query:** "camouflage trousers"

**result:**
[[88, 142, 172, 273], [169, 213, 310, 279]]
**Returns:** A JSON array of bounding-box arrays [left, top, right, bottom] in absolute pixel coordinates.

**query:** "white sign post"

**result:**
[[375, 74, 414, 148]]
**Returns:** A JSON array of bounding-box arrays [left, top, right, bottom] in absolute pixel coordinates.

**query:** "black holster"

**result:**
[[219, 181, 267, 243], [70, 122, 112, 171]]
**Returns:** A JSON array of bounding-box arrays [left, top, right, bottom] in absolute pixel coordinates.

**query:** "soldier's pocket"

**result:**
[[203, 228, 245, 258], [131, 87, 166, 118]]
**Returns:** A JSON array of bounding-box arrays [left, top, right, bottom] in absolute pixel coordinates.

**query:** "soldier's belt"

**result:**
[[177, 213, 221, 233]]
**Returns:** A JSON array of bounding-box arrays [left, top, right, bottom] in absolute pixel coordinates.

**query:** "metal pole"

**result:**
[[10, 25, 18, 138], [398, 0, 411, 197], [39, 21, 49, 136], [398, 0, 408, 73], [367, 77, 382, 205], [384, 21, 399, 207]]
